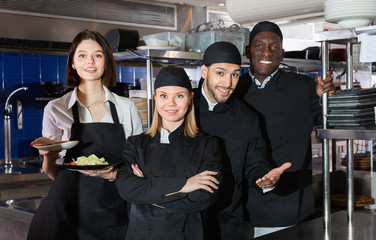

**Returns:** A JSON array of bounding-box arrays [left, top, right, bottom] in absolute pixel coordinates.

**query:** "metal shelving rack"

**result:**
[[114, 49, 207, 128], [315, 27, 376, 234], [113, 49, 324, 127]]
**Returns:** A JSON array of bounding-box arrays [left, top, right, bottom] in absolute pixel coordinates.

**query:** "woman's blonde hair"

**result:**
[[146, 91, 198, 138]]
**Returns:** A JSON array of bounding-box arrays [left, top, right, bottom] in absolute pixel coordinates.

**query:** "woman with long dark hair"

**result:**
[[27, 29, 142, 240]]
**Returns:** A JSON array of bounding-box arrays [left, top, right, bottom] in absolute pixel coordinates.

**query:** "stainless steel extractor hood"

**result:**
[[0, 0, 199, 53]]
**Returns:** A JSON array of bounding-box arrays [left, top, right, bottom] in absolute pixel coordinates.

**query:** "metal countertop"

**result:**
[[256, 210, 376, 240]]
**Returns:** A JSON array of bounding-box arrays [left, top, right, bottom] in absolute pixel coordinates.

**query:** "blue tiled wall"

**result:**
[[0, 52, 68, 160], [0, 52, 145, 160]]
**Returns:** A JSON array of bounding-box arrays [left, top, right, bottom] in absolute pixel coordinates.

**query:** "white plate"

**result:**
[[137, 45, 179, 51], [339, 19, 371, 29], [325, 14, 376, 22], [31, 140, 79, 151]]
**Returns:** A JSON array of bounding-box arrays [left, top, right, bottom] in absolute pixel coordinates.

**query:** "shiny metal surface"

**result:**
[[315, 27, 375, 233], [114, 49, 324, 71], [315, 28, 358, 43], [347, 140, 354, 222], [316, 129, 376, 140], [0, 201, 34, 240], [0, 168, 50, 189], [0, 157, 42, 176], [146, 58, 153, 129], [321, 40, 331, 231], [345, 41, 355, 222], [256, 211, 376, 240], [3, 87, 28, 166], [346, 42, 353, 90], [0, 196, 45, 240], [11, 197, 44, 212], [113, 49, 203, 62], [0, 196, 45, 214]]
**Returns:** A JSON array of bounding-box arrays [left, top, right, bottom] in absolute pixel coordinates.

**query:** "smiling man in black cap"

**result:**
[[236, 21, 334, 237], [194, 41, 291, 240]]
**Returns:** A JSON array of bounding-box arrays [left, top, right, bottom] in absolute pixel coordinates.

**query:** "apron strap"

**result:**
[[72, 102, 80, 123], [109, 101, 120, 124], [71, 101, 120, 124]]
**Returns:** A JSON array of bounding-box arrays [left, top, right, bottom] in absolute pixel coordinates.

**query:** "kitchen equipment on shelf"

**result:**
[[186, 20, 247, 54], [131, 98, 148, 129], [142, 32, 185, 51], [284, 46, 321, 60], [327, 88, 376, 129], [340, 152, 371, 171], [331, 193, 374, 207], [143, 38, 169, 46], [325, 0, 376, 28], [104, 29, 140, 53]]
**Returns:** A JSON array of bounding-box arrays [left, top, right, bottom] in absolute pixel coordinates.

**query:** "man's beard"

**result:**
[[206, 76, 232, 104]]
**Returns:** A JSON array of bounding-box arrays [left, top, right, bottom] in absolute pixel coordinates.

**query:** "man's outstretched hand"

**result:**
[[256, 162, 292, 189]]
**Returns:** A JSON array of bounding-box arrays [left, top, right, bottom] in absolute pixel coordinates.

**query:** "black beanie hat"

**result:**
[[202, 41, 241, 66], [154, 67, 192, 91], [249, 21, 283, 45]]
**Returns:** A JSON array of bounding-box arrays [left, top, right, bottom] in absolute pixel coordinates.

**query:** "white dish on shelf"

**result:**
[[325, 13, 376, 28], [326, 14, 376, 22], [338, 18, 372, 29], [137, 45, 179, 51]]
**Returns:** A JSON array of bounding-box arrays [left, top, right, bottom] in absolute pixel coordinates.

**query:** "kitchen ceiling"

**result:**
[[148, 0, 227, 11]]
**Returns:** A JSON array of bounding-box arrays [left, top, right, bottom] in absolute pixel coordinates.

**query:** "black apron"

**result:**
[[28, 102, 128, 240]]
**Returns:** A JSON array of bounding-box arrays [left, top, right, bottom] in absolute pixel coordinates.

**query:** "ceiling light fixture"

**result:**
[[219, 3, 225, 7]]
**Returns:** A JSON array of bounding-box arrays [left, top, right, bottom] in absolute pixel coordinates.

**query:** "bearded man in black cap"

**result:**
[[194, 41, 291, 240], [236, 21, 334, 237]]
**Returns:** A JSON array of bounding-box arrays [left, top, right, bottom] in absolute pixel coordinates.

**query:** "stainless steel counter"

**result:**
[[0, 186, 48, 240], [256, 210, 376, 240], [0, 202, 34, 240], [0, 158, 51, 240]]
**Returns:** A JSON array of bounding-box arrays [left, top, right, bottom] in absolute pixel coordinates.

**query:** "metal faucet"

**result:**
[[4, 87, 28, 166]]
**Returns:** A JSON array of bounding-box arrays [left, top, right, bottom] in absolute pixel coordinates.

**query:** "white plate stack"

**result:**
[[325, 0, 376, 28]]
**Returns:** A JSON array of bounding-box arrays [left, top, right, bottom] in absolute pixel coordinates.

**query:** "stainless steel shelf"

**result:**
[[114, 48, 339, 128], [114, 49, 324, 71], [114, 49, 204, 62], [317, 129, 376, 140], [315, 28, 358, 44]]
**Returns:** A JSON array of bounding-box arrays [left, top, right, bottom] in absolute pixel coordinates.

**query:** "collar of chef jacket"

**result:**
[[249, 69, 279, 89]]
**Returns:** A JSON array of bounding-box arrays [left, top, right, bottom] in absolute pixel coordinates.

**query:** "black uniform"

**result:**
[[115, 123, 222, 240], [238, 70, 321, 227], [27, 102, 128, 240], [193, 85, 270, 240]]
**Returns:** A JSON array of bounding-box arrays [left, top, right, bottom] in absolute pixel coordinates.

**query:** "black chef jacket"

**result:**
[[237, 70, 321, 227], [193, 83, 270, 240], [116, 123, 222, 240]]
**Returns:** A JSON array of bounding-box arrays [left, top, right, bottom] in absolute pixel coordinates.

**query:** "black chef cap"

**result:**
[[154, 67, 192, 91], [249, 21, 283, 45], [202, 41, 241, 66]]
